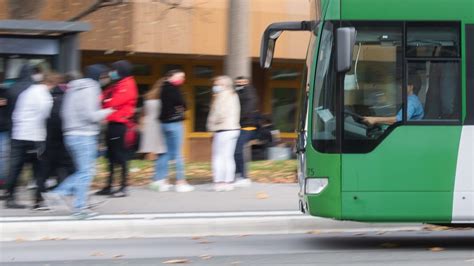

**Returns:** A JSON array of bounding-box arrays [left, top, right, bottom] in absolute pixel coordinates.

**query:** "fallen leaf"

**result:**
[[162, 259, 190, 264], [199, 254, 213, 260], [15, 237, 25, 242], [380, 243, 399, 248], [198, 240, 212, 244], [40, 237, 52, 241], [353, 232, 366, 236], [307, 230, 321, 235], [91, 252, 104, 257], [256, 192, 269, 199], [429, 247, 445, 252], [238, 234, 249, 237], [191, 236, 202, 240], [113, 254, 124, 259], [376, 231, 387, 236]]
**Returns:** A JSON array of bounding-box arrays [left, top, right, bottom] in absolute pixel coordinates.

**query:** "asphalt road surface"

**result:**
[[1, 229, 473, 265]]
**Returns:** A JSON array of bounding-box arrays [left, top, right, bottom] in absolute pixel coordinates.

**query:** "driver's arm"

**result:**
[[362, 116, 397, 126]]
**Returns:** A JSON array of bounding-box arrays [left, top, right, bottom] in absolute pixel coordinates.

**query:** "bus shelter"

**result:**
[[0, 20, 90, 81]]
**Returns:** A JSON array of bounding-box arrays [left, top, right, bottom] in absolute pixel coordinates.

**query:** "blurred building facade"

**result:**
[[0, 0, 311, 161]]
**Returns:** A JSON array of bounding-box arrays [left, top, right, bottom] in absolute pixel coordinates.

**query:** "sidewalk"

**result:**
[[1, 183, 299, 217], [0, 183, 423, 241]]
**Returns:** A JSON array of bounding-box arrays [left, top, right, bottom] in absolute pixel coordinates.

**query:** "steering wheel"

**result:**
[[343, 108, 383, 138], [343, 108, 364, 123]]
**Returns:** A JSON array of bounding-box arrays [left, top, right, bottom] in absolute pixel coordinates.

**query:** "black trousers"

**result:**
[[41, 141, 75, 191], [105, 123, 129, 189], [6, 140, 45, 202]]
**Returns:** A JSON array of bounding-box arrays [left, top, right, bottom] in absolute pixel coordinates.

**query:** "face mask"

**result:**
[[212, 86, 223, 94], [32, 73, 44, 82], [235, 86, 244, 91], [109, 71, 121, 81], [170, 79, 184, 86]]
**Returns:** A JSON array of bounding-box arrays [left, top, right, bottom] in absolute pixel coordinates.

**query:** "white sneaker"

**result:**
[[42, 192, 71, 211], [149, 180, 173, 192], [175, 183, 195, 193], [213, 183, 225, 192], [234, 178, 252, 187], [224, 183, 234, 191]]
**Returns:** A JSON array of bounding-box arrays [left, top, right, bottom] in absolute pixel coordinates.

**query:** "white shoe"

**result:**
[[42, 192, 71, 211], [149, 180, 173, 192], [175, 183, 195, 193], [213, 183, 225, 192], [233, 178, 252, 187], [224, 184, 234, 191]]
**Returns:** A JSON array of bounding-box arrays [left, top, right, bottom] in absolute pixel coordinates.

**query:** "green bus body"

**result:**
[[296, 0, 474, 223]]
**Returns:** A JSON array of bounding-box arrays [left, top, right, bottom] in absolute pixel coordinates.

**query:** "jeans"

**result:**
[[0, 131, 9, 184], [234, 129, 257, 179], [155, 122, 185, 181], [6, 140, 44, 200], [212, 130, 240, 183], [54, 135, 97, 211]]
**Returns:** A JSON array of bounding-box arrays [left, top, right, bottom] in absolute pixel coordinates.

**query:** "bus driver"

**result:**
[[363, 75, 424, 126]]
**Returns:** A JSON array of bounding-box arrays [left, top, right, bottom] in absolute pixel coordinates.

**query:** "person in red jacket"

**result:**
[[96, 60, 138, 197]]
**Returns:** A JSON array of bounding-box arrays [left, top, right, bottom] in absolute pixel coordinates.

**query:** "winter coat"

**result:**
[[206, 89, 240, 132], [236, 85, 259, 128], [159, 81, 187, 123], [102, 76, 138, 124]]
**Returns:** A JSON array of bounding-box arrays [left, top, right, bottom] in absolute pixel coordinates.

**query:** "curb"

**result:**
[[0, 211, 423, 241]]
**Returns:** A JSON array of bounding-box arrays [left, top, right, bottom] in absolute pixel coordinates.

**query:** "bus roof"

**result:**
[[322, 0, 474, 22]]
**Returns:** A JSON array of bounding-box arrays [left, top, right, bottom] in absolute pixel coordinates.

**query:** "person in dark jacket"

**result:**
[[233, 76, 259, 187], [0, 65, 33, 200], [0, 86, 9, 188], [35, 77, 76, 210], [152, 69, 194, 193], [95, 60, 138, 197]]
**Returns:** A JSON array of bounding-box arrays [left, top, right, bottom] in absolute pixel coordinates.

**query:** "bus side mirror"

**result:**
[[336, 27, 356, 73], [260, 21, 316, 69]]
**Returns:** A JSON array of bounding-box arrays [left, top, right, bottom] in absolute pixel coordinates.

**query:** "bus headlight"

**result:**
[[305, 178, 328, 194]]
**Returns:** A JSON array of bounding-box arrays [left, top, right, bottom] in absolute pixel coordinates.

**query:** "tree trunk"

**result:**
[[7, 0, 45, 19], [225, 0, 251, 79]]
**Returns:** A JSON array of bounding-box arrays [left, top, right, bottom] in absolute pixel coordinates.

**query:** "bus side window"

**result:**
[[406, 22, 461, 122]]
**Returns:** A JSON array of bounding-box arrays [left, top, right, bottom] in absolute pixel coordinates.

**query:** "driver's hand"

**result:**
[[362, 117, 377, 126]]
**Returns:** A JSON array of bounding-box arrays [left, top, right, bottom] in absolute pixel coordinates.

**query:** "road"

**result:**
[[1, 229, 473, 265]]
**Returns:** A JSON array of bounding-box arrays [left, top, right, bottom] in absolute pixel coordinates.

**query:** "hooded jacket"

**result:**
[[62, 74, 113, 136], [102, 61, 138, 124]]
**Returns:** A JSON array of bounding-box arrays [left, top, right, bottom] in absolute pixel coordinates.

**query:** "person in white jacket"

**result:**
[[206, 76, 240, 192], [5, 71, 55, 209]]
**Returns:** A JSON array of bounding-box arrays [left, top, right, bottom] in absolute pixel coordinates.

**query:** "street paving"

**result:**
[[1, 229, 473, 265]]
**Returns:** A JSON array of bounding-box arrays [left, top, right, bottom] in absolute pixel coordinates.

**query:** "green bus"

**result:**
[[260, 0, 474, 224]]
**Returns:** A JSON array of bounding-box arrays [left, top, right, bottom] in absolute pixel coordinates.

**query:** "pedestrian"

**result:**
[[0, 84, 9, 189], [207, 76, 240, 192], [4, 70, 55, 209], [43, 65, 114, 218], [138, 78, 167, 161], [1, 65, 33, 194], [151, 69, 194, 192], [233, 76, 259, 187], [95, 60, 138, 197], [35, 75, 76, 210]]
